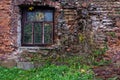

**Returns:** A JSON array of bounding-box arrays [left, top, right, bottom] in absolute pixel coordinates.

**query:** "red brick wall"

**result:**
[[0, 0, 120, 55], [0, 0, 14, 54]]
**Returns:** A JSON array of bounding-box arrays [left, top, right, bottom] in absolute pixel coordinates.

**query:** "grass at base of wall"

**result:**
[[0, 64, 95, 80], [0, 46, 110, 80]]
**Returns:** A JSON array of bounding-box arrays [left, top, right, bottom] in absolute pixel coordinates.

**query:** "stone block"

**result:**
[[0, 59, 17, 68], [17, 62, 34, 70]]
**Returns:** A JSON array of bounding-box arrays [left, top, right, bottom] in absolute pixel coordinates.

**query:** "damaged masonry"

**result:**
[[0, 0, 120, 69]]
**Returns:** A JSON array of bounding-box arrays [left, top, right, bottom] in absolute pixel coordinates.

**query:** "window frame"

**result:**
[[21, 6, 55, 46]]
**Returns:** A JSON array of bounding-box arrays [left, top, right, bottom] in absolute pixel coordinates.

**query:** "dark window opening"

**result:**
[[21, 6, 54, 46]]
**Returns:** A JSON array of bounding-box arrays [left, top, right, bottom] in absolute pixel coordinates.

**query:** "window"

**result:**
[[21, 6, 54, 46]]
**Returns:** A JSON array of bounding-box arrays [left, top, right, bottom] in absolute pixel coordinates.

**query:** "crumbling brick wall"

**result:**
[[0, 0, 14, 55], [0, 0, 120, 58]]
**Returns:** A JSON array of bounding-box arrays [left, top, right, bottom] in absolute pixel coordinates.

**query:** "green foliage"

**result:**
[[77, 44, 111, 67], [89, 45, 111, 66], [16, 44, 110, 80], [0, 46, 110, 80], [107, 32, 116, 38], [108, 77, 119, 80], [93, 45, 108, 56], [0, 64, 95, 80], [93, 59, 111, 66], [0, 50, 100, 80]]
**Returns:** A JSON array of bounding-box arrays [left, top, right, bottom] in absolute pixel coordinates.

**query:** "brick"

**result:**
[[116, 21, 120, 27], [0, 0, 120, 59]]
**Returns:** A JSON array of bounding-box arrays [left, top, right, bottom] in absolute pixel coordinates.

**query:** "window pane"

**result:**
[[44, 23, 52, 44], [45, 11, 53, 21], [23, 23, 32, 43], [27, 12, 35, 21], [27, 12, 44, 21], [35, 12, 44, 21], [34, 23, 42, 44]]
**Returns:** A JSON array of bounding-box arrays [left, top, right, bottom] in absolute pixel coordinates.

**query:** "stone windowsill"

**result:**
[[18, 46, 57, 52]]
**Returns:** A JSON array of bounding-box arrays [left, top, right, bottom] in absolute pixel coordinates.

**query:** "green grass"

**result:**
[[0, 63, 95, 80], [0, 47, 110, 80]]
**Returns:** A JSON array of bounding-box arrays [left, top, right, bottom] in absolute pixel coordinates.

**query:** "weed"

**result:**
[[107, 32, 116, 38]]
